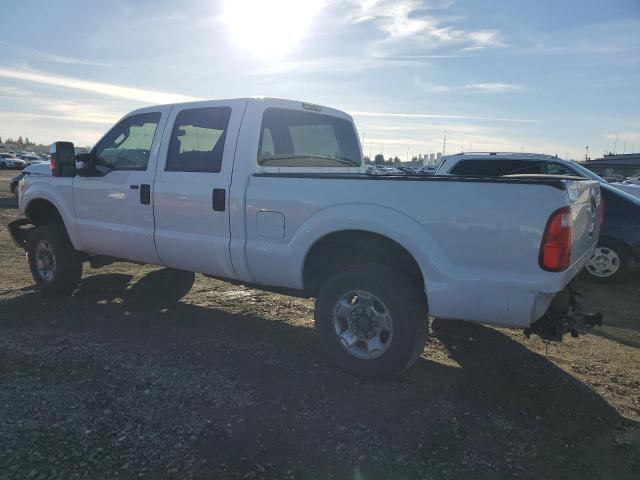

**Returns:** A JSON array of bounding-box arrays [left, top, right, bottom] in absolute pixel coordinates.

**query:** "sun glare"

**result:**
[[222, 0, 324, 59]]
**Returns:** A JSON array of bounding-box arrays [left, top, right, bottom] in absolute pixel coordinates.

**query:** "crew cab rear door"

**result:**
[[152, 99, 247, 277]]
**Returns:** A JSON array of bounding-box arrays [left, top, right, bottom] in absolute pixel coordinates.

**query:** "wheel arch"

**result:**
[[598, 235, 633, 257], [303, 229, 426, 299], [22, 191, 79, 249]]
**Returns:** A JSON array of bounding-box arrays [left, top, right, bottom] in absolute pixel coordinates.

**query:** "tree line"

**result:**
[[0, 136, 38, 147]]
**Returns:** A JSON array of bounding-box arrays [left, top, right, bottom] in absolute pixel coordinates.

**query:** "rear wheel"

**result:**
[[314, 264, 427, 377], [28, 225, 82, 294], [585, 238, 630, 283]]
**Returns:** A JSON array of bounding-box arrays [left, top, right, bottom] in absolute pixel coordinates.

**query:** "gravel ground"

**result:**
[[0, 170, 638, 479]]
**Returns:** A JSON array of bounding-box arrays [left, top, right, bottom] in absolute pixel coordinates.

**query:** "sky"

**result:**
[[0, 0, 639, 160]]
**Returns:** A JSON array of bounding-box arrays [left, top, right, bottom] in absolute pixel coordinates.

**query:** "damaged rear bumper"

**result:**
[[524, 287, 603, 342]]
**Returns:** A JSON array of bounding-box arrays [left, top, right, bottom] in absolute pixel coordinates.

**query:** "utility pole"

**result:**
[[613, 134, 618, 154], [585, 146, 589, 161], [442, 130, 447, 157]]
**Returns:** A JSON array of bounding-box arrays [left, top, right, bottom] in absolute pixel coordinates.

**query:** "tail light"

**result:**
[[50, 157, 56, 174], [539, 206, 572, 272]]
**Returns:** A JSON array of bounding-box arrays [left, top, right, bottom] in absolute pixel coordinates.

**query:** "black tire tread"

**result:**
[[314, 263, 428, 378], [28, 224, 82, 294]]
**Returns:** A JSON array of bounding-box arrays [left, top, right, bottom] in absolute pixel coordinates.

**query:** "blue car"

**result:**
[[589, 184, 640, 281]]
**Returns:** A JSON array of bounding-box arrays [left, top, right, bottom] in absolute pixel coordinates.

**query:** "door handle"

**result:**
[[140, 184, 151, 205], [212, 188, 225, 211]]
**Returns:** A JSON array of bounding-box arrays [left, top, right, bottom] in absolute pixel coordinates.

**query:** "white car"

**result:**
[[9, 99, 602, 377], [0, 152, 26, 169], [19, 154, 45, 167]]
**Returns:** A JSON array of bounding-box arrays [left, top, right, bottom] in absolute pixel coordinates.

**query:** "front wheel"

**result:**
[[314, 264, 427, 377], [585, 239, 630, 283], [27, 225, 83, 294]]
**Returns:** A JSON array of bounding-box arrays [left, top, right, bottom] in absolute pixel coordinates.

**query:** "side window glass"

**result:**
[[547, 163, 576, 176], [166, 107, 231, 173], [451, 160, 545, 176], [94, 112, 161, 171], [260, 128, 275, 156]]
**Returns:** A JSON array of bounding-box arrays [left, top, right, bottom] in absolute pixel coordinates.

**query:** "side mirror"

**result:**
[[50, 142, 77, 177], [75, 152, 94, 176]]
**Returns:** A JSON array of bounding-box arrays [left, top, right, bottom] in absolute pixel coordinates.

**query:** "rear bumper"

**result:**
[[525, 286, 603, 341], [7, 218, 34, 249]]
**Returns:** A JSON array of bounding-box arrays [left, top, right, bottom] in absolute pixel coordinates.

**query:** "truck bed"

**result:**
[[240, 173, 600, 328]]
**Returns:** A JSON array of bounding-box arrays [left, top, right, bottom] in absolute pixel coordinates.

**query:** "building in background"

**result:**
[[581, 153, 640, 178]]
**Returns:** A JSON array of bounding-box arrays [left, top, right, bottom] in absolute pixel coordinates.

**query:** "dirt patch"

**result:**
[[0, 170, 638, 479]]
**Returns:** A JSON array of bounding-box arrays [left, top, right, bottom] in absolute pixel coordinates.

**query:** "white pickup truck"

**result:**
[[9, 98, 603, 377]]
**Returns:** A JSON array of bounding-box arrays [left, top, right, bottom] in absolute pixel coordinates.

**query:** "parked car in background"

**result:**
[[0, 152, 26, 169], [436, 152, 640, 281], [9, 162, 51, 198], [612, 182, 640, 199], [603, 173, 626, 183], [588, 184, 640, 281], [19, 154, 45, 167]]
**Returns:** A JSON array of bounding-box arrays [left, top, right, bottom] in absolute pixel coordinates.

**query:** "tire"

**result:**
[[584, 238, 630, 283], [314, 264, 427, 378], [27, 225, 82, 294]]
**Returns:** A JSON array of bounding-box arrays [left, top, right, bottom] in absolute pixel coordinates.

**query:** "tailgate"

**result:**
[[566, 179, 601, 265]]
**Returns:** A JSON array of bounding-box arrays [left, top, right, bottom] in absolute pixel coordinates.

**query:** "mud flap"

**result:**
[[524, 287, 603, 342], [7, 218, 35, 250]]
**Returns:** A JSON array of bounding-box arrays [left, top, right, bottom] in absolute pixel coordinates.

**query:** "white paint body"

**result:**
[[20, 99, 602, 328]]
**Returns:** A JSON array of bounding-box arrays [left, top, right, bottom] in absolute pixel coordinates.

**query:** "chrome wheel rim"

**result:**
[[35, 240, 56, 282], [332, 290, 393, 359], [586, 247, 620, 277]]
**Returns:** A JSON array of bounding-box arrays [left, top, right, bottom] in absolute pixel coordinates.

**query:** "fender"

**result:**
[[245, 202, 456, 298], [21, 178, 82, 250]]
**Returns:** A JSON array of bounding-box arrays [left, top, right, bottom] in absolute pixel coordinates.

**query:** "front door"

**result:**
[[73, 106, 171, 264], [152, 100, 247, 277]]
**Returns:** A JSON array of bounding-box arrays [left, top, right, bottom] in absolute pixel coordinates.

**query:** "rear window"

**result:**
[[450, 159, 545, 176], [257, 108, 361, 167]]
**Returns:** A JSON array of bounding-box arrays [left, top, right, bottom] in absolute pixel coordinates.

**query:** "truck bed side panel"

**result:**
[[244, 175, 595, 327]]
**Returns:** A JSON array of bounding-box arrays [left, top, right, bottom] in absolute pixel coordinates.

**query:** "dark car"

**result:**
[[438, 153, 640, 282], [587, 184, 640, 281]]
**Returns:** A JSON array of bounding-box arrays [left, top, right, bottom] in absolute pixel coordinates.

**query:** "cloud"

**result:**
[[25, 49, 111, 67], [413, 77, 524, 94], [350, 0, 504, 49], [0, 68, 199, 104], [0, 110, 118, 125], [349, 110, 536, 123], [0, 41, 110, 67], [462, 83, 523, 93]]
